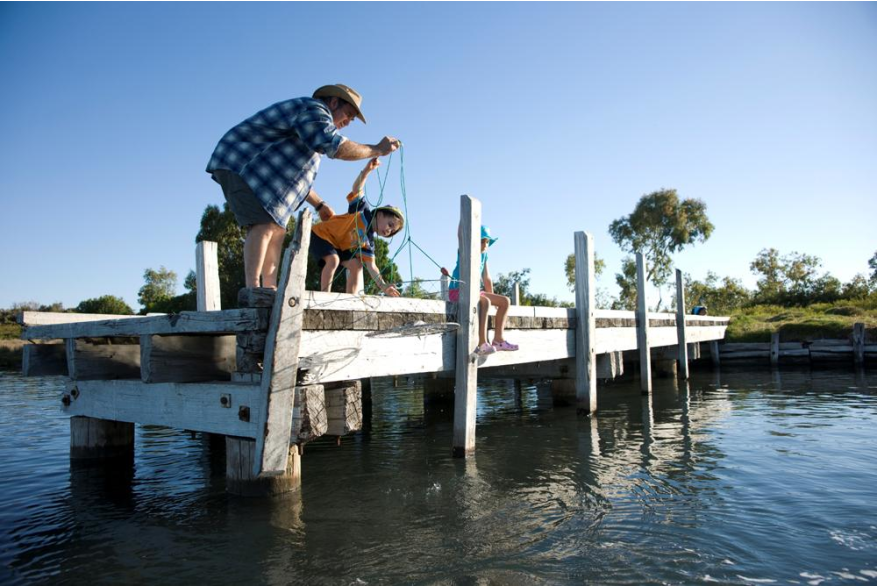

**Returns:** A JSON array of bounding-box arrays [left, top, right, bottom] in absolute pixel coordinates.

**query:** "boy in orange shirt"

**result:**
[[309, 158, 403, 296]]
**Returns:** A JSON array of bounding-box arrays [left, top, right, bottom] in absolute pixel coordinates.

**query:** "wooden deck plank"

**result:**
[[22, 309, 268, 340]]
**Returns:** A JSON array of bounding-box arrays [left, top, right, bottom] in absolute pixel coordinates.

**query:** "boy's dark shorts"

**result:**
[[309, 234, 356, 268], [212, 169, 277, 228]]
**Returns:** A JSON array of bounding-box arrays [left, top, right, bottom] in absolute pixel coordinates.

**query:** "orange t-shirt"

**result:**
[[311, 191, 375, 261]]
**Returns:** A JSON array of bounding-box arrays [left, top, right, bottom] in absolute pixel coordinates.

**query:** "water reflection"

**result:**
[[1, 369, 876, 585]]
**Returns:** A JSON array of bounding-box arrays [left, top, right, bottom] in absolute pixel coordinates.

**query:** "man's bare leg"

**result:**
[[243, 223, 280, 288], [260, 224, 287, 289]]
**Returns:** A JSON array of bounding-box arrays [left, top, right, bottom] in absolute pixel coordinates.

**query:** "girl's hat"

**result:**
[[481, 225, 498, 247], [375, 206, 405, 234]]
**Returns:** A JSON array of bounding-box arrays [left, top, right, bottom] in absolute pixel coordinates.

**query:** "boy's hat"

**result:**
[[313, 84, 367, 124], [375, 205, 405, 234], [481, 225, 498, 247]]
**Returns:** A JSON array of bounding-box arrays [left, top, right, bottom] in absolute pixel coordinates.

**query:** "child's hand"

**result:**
[[366, 158, 381, 171], [383, 285, 400, 297]]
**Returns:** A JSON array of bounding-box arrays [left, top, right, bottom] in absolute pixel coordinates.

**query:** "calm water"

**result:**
[[1, 368, 876, 585]]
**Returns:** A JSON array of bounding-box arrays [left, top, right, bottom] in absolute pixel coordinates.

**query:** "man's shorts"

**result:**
[[212, 169, 277, 228], [309, 234, 357, 268]]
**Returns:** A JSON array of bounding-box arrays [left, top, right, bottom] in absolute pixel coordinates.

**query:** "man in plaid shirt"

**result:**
[[206, 84, 400, 289]]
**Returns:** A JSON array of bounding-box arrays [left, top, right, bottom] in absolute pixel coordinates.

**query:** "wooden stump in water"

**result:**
[[653, 346, 678, 379], [226, 437, 301, 497], [70, 416, 134, 459], [325, 381, 363, 436]]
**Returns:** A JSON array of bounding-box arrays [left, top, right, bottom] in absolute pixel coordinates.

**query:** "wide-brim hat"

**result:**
[[481, 225, 498, 247], [313, 83, 367, 124]]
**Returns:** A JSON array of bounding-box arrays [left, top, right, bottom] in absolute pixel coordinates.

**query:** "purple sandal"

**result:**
[[475, 343, 496, 355], [492, 340, 519, 351]]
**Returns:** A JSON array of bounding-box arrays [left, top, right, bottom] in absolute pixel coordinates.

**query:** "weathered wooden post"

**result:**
[[245, 209, 312, 489], [574, 231, 596, 415], [675, 269, 689, 380], [710, 340, 720, 367], [69, 414, 134, 460], [635, 252, 652, 393], [853, 322, 865, 366], [226, 440, 301, 497], [324, 380, 363, 437], [511, 282, 521, 306], [453, 195, 481, 458], [596, 351, 624, 380], [361, 378, 373, 433], [771, 331, 780, 367], [196, 240, 221, 312]]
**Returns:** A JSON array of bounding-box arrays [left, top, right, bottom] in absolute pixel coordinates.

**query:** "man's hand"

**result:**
[[318, 203, 335, 222], [376, 136, 401, 156], [383, 285, 401, 297]]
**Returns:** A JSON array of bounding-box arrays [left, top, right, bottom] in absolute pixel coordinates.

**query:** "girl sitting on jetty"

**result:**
[[448, 226, 519, 355]]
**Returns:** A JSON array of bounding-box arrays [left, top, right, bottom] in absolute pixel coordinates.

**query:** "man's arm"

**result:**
[[334, 136, 401, 161], [304, 189, 334, 222]]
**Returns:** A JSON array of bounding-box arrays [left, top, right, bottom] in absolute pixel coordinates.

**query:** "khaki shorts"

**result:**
[[211, 169, 276, 227]]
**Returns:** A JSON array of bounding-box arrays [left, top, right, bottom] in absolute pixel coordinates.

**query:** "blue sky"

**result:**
[[1, 2, 875, 311]]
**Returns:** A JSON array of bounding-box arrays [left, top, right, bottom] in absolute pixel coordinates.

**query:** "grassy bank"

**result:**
[[0, 323, 23, 369], [0, 340, 24, 370], [725, 300, 877, 343], [0, 323, 22, 341]]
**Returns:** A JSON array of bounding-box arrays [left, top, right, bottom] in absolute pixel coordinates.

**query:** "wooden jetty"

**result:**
[[19, 196, 729, 496]]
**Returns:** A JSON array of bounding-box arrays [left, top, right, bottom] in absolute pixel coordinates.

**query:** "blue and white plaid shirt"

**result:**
[[206, 97, 347, 227]]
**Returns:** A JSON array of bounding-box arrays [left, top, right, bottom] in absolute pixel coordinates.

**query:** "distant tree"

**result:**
[[609, 189, 713, 305], [402, 278, 431, 299], [138, 266, 178, 312], [11, 301, 40, 312], [783, 251, 823, 302], [493, 268, 531, 299], [684, 271, 751, 314], [750, 248, 785, 303], [751, 249, 842, 306], [809, 274, 843, 304], [76, 295, 134, 315], [524, 292, 565, 308], [870, 251, 877, 286], [842, 274, 872, 299], [612, 257, 638, 310], [493, 268, 562, 307], [564, 252, 606, 291], [196, 203, 246, 308], [4, 302, 38, 325], [39, 302, 65, 313], [183, 270, 197, 292]]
